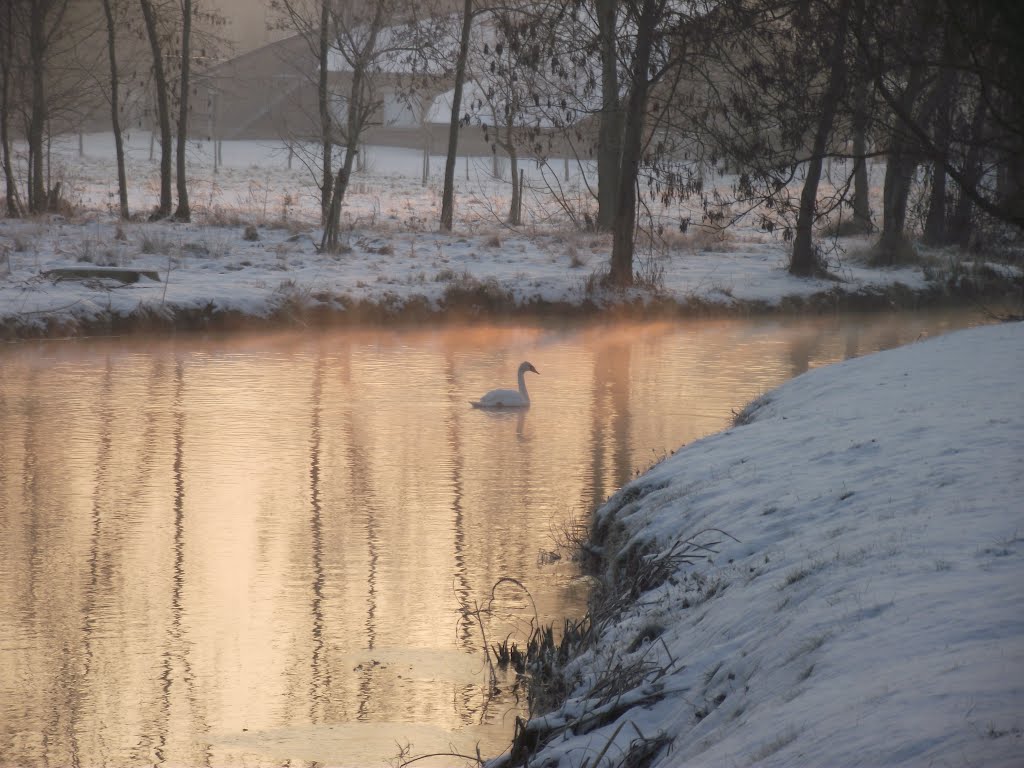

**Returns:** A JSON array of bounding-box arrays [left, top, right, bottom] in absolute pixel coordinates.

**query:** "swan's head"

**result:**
[[519, 361, 539, 376]]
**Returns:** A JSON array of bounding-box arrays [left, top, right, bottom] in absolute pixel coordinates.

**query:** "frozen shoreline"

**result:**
[[491, 320, 1023, 767]]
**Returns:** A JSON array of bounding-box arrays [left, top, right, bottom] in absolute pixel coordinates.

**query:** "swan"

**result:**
[[470, 361, 539, 408]]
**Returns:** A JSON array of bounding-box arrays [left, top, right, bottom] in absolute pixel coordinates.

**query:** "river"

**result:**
[[0, 310, 992, 767]]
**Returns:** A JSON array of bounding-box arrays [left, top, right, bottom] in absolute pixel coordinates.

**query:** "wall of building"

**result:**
[[205, 0, 291, 56]]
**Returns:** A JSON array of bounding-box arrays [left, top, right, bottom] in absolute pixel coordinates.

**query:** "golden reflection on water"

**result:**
[[0, 312, 988, 766]]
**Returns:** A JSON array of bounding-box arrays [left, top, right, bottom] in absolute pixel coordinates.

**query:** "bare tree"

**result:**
[[101, 0, 130, 219], [788, 0, 853, 276], [138, 0, 173, 217], [671, 0, 882, 275], [174, 0, 192, 221], [496, 0, 624, 230], [24, 0, 71, 212], [316, 0, 332, 223], [528, 0, 707, 283], [864, 0, 1022, 247], [320, 1, 404, 251], [921, 57, 956, 246], [271, 0, 348, 224], [503, 0, 627, 231], [847, 24, 873, 235], [606, 0, 695, 286], [440, 0, 475, 232], [0, 1, 25, 217], [470, 7, 554, 225], [272, 0, 434, 238], [594, 0, 623, 230]]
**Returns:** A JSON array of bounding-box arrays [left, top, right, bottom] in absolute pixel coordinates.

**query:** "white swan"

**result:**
[[470, 361, 539, 408]]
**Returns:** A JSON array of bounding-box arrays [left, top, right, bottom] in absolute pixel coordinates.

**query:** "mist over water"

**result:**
[[0, 311, 989, 766]]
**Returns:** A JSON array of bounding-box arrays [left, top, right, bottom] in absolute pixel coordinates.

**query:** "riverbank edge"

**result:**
[[2, 271, 1020, 341], [489, 319, 1023, 768]]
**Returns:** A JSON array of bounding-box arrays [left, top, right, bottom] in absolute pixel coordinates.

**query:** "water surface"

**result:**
[[0, 311, 990, 766]]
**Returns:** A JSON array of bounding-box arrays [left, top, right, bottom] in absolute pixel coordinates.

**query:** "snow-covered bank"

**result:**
[[2, 133, 1020, 338], [1, 214, 1018, 339], [494, 321, 1023, 767]]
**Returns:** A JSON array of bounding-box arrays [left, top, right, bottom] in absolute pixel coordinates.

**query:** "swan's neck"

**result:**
[[517, 368, 531, 403]]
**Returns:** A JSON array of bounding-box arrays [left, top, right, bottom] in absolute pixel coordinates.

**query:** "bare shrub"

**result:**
[[567, 241, 586, 268], [139, 230, 175, 255], [545, 511, 590, 563], [579, 268, 608, 299], [732, 393, 771, 426], [869, 234, 920, 266], [73, 238, 124, 266], [270, 278, 313, 322], [203, 205, 247, 228], [201, 236, 232, 260], [439, 272, 512, 312], [434, 267, 459, 282], [822, 216, 873, 237], [634, 252, 667, 292], [655, 222, 733, 252]]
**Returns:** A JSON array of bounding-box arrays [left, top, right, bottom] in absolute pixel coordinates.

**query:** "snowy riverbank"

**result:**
[[2, 134, 1020, 338], [492, 320, 1023, 767], [2, 211, 1018, 339]]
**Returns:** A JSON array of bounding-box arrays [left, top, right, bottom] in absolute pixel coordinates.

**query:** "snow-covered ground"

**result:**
[[491, 321, 1023, 767], [3, 132, 1009, 338]]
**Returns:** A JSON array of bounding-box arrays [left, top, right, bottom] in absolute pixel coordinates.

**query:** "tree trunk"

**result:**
[[996, 61, 1024, 228], [321, 5, 383, 252], [595, 0, 622, 230], [922, 54, 956, 245], [876, 137, 916, 264], [139, 0, 173, 218], [609, 0, 658, 287], [440, 0, 473, 232], [321, 144, 358, 252], [1, 2, 22, 217], [318, 0, 332, 225], [850, 124, 871, 232], [173, 0, 191, 221], [421, 125, 429, 186], [847, 0, 871, 233], [873, 54, 930, 265], [923, 162, 947, 246], [995, 142, 1024, 231], [508, 145, 521, 225], [849, 76, 872, 231], [28, 2, 47, 212], [101, 0, 129, 219], [948, 96, 987, 249], [790, 0, 851, 277], [0, 75, 20, 216]]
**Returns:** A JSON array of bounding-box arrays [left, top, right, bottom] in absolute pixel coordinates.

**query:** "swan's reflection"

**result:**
[[474, 406, 529, 438]]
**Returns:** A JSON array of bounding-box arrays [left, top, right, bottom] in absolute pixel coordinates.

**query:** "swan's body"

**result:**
[[470, 361, 539, 408]]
